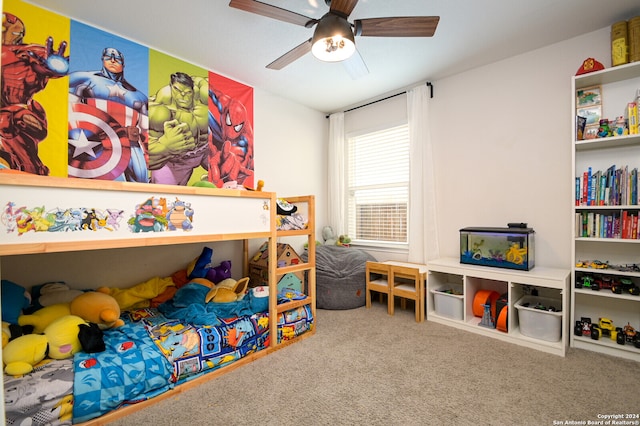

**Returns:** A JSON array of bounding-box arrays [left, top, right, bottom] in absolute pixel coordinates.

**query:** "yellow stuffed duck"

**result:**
[[3, 315, 87, 375]]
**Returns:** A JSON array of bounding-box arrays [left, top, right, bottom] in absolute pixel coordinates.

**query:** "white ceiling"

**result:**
[[22, 0, 640, 113]]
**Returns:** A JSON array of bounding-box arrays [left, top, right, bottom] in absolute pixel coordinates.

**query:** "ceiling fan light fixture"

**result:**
[[311, 13, 355, 62]]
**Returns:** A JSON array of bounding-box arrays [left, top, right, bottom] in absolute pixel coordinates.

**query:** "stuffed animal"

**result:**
[[250, 286, 269, 313], [3, 334, 48, 375], [185, 247, 232, 284], [337, 235, 352, 247], [77, 323, 106, 353], [187, 246, 214, 279], [2, 321, 32, 348], [1, 279, 31, 325], [2, 322, 10, 348], [3, 315, 87, 375], [171, 276, 250, 306], [205, 260, 232, 284], [206, 277, 249, 303], [322, 226, 337, 246], [36, 282, 84, 307], [18, 303, 72, 334], [70, 292, 124, 329]]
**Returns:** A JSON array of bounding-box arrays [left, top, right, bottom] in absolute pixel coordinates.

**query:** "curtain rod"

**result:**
[[327, 82, 432, 118]]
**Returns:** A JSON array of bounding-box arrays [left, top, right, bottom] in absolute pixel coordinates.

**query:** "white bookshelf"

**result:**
[[571, 60, 640, 362]]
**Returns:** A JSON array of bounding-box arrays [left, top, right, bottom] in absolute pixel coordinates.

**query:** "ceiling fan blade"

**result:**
[[354, 16, 440, 37], [342, 48, 369, 80], [229, 0, 314, 27], [266, 39, 312, 70], [329, 0, 359, 18]]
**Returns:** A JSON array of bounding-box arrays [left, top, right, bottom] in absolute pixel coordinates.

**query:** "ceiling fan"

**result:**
[[229, 0, 439, 78]]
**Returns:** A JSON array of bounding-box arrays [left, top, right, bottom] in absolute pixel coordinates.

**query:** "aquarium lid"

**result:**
[[460, 226, 535, 234]]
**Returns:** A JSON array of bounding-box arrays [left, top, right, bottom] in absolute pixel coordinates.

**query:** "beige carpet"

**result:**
[[110, 303, 639, 425]]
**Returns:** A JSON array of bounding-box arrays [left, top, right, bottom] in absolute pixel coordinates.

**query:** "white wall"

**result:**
[[430, 27, 611, 269], [250, 89, 327, 254]]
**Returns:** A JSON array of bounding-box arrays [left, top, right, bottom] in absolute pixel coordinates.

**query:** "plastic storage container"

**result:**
[[460, 225, 535, 271], [431, 284, 463, 320], [515, 296, 562, 342]]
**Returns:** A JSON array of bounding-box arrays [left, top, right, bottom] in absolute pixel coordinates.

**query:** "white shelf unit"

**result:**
[[426, 258, 569, 356], [571, 61, 640, 362]]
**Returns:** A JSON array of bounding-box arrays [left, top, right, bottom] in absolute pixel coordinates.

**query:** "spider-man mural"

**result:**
[[207, 73, 254, 188]]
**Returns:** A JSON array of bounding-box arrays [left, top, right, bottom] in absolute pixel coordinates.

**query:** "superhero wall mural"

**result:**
[[0, 0, 254, 189]]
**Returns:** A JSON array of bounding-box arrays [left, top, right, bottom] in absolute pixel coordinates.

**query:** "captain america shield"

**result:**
[[68, 102, 131, 180]]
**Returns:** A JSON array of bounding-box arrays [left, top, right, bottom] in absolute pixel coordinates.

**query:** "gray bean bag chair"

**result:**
[[302, 245, 376, 310]]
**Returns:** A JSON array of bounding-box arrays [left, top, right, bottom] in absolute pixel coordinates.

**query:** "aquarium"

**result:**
[[460, 226, 535, 271]]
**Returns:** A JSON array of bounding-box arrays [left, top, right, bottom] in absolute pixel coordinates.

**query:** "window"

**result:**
[[346, 124, 410, 247]]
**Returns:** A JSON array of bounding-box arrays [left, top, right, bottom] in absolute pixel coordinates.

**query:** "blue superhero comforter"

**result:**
[[72, 319, 174, 423], [71, 303, 313, 423]]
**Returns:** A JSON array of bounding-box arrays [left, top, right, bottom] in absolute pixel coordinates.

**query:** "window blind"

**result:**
[[346, 124, 409, 245]]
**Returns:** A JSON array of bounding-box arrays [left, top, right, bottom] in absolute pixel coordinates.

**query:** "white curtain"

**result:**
[[328, 112, 345, 237], [407, 85, 439, 263]]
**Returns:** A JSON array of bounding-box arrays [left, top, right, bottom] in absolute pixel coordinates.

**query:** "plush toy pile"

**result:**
[[1, 246, 254, 375]]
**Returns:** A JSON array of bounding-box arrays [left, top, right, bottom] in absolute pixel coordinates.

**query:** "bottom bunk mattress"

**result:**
[[4, 358, 74, 425], [3, 303, 314, 425]]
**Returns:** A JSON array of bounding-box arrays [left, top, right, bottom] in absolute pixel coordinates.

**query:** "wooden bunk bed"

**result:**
[[0, 173, 316, 425]]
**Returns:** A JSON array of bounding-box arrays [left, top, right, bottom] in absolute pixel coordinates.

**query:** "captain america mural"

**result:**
[[67, 21, 149, 182]]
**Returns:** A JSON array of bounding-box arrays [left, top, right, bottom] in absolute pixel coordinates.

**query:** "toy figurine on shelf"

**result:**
[[597, 119, 611, 138], [479, 303, 495, 329], [612, 116, 628, 136]]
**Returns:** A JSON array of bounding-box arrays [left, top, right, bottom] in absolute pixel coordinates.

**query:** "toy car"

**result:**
[[619, 278, 640, 296], [591, 317, 615, 340], [591, 276, 613, 291], [575, 317, 592, 337], [610, 277, 640, 295], [576, 275, 595, 289], [591, 260, 609, 269], [623, 323, 637, 344]]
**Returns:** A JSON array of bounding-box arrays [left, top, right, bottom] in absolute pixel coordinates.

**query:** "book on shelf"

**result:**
[[588, 166, 592, 206], [575, 210, 640, 239], [576, 164, 640, 207]]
